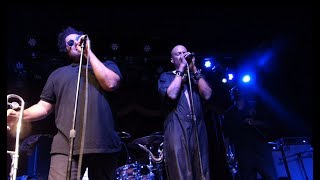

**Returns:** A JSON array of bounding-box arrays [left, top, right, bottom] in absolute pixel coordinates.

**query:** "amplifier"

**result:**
[[270, 137, 313, 180]]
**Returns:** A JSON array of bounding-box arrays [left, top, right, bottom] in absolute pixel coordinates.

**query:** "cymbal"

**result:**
[[128, 134, 163, 149], [117, 131, 131, 139]]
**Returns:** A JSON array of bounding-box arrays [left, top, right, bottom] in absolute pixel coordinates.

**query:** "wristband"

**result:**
[[193, 69, 202, 80], [175, 70, 184, 77]]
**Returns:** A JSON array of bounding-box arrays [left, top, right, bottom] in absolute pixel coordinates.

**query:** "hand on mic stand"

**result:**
[[184, 52, 196, 72], [76, 34, 91, 57], [178, 52, 195, 71], [185, 52, 195, 64]]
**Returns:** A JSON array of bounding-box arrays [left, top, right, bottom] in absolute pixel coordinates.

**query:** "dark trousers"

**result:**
[[164, 118, 210, 180], [48, 153, 119, 180]]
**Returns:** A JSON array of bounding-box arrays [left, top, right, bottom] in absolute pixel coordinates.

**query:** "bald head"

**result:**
[[171, 45, 187, 57]]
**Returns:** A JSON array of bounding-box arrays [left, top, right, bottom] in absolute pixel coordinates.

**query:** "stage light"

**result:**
[[111, 43, 119, 51], [28, 38, 37, 47], [14, 61, 27, 81], [201, 57, 216, 70], [144, 44, 151, 53], [15, 61, 24, 70], [222, 78, 228, 83], [225, 67, 235, 81], [227, 73, 234, 80], [204, 59, 212, 68], [242, 75, 251, 83]]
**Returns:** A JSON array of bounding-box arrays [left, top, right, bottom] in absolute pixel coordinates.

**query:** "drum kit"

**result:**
[[116, 132, 165, 180], [7, 93, 165, 180]]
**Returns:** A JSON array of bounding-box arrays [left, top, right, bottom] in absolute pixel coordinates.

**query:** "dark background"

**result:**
[[5, 4, 313, 179]]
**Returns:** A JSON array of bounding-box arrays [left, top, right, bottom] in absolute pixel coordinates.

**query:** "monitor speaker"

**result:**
[[271, 143, 313, 180]]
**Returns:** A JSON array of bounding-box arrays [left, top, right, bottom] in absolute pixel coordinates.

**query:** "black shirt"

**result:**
[[40, 60, 122, 155]]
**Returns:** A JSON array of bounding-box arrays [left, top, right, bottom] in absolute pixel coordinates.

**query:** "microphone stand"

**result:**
[[185, 64, 205, 180], [66, 38, 87, 180]]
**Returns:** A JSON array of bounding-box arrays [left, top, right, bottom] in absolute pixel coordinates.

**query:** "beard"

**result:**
[[68, 53, 81, 63]]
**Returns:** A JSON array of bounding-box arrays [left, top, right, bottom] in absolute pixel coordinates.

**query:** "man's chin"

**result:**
[[69, 54, 81, 62]]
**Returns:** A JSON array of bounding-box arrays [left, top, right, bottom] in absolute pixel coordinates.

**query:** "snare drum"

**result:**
[[116, 162, 140, 180]]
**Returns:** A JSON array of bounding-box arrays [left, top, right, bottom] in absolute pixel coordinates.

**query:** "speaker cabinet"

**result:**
[[271, 137, 313, 180]]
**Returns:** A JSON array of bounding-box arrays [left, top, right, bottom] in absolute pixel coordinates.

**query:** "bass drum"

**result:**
[[139, 164, 155, 180], [116, 162, 140, 180]]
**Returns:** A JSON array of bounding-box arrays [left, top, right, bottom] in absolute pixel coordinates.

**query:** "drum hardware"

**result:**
[[117, 131, 133, 166], [7, 94, 26, 180], [138, 143, 163, 163], [116, 162, 140, 180], [127, 134, 163, 150], [138, 144, 165, 180], [118, 131, 131, 139], [116, 161, 156, 180], [116, 134, 165, 180]]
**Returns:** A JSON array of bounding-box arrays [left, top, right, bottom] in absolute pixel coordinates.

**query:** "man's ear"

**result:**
[[170, 58, 173, 63]]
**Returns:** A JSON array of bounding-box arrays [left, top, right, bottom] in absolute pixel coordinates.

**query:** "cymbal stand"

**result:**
[[155, 143, 164, 180], [146, 146, 155, 178], [138, 144, 165, 179], [137, 144, 163, 163]]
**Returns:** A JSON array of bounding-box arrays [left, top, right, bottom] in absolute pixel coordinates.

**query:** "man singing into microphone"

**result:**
[[7, 26, 123, 180], [158, 44, 212, 180]]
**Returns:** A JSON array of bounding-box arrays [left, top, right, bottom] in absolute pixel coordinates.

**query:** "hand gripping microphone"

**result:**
[[79, 34, 88, 45], [185, 52, 196, 64]]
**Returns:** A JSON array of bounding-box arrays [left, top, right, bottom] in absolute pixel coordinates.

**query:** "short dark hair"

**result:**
[[57, 26, 84, 53]]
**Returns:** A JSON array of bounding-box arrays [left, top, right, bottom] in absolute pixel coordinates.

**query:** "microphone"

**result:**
[[76, 34, 88, 46], [80, 34, 88, 42], [76, 34, 88, 40], [8, 102, 20, 110], [185, 52, 195, 63], [82, 34, 88, 40]]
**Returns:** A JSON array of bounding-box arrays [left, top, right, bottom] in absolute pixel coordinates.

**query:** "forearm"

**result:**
[[198, 78, 212, 100], [191, 66, 212, 100], [87, 50, 120, 91], [166, 76, 183, 100], [22, 100, 53, 122]]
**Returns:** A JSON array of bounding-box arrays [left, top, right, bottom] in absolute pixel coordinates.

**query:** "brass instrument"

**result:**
[[226, 143, 239, 176], [7, 94, 25, 180]]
